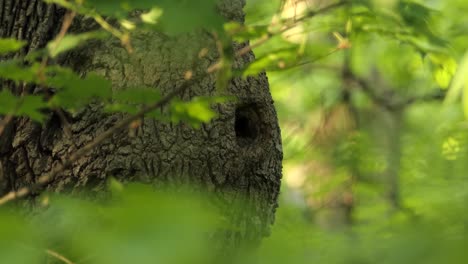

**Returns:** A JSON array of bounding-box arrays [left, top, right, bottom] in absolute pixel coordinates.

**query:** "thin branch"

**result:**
[[35, 11, 78, 141], [235, 33, 272, 58], [351, 75, 446, 110], [398, 89, 446, 107], [235, 0, 349, 58], [294, 0, 349, 25], [46, 249, 75, 264], [0, 115, 13, 137], [91, 13, 132, 53], [350, 74, 396, 110], [268, 49, 341, 72], [39, 11, 77, 77], [0, 83, 28, 138], [208, 1, 347, 73]]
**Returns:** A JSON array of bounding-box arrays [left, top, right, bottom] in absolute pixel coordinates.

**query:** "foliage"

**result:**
[[1, 184, 220, 264], [1, 0, 468, 263]]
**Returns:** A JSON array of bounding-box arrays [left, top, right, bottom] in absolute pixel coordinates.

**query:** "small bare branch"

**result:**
[[235, 0, 349, 58], [46, 249, 75, 264], [0, 115, 13, 138]]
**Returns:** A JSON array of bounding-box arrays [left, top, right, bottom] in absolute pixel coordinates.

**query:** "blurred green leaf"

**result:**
[[35, 184, 219, 264], [0, 212, 42, 264], [105, 87, 162, 116], [0, 38, 26, 54], [47, 31, 109, 58], [83, 0, 157, 17], [0, 89, 18, 115], [430, 54, 458, 89], [0, 61, 40, 83], [49, 72, 112, 110], [242, 48, 298, 77], [225, 22, 270, 42], [16, 95, 47, 122], [445, 51, 468, 107], [156, 0, 224, 34], [0, 90, 46, 122], [112, 87, 161, 105], [141, 7, 163, 25], [170, 97, 230, 128], [80, 0, 223, 34]]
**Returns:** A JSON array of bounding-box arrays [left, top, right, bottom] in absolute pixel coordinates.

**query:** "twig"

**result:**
[[0, 115, 13, 137], [398, 89, 446, 107], [46, 249, 75, 264], [39, 11, 77, 76], [295, 0, 349, 25], [235, 0, 349, 58], [268, 49, 341, 72], [208, 1, 346, 73], [351, 74, 446, 110], [39, 11, 77, 142], [91, 13, 133, 53], [0, 83, 28, 138]]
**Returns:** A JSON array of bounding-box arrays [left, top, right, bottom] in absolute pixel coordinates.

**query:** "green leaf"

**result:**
[[0, 38, 26, 54], [105, 103, 140, 115], [44, 65, 81, 88], [170, 97, 230, 128], [242, 49, 297, 77], [0, 90, 46, 122], [224, 22, 270, 42], [0, 61, 40, 83], [428, 54, 457, 89], [84, 0, 157, 17], [184, 100, 217, 122], [398, 1, 434, 30], [141, 7, 163, 25], [16, 95, 47, 122], [112, 87, 161, 105], [108, 177, 125, 194], [47, 31, 109, 58], [434, 67, 452, 89], [43, 0, 90, 15], [49, 0, 223, 35], [39, 186, 218, 264], [156, 0, 224, 34], [463, 82, 468, 119], [49, 73, 112, 110], [445, 51, 468, 106], [0, 213, 42, 263], [105, 87, 162, 116], [0, 89, 19, 115]]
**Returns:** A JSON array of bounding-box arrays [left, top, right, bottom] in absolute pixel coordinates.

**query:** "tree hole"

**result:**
[[235, 106, 260, 147]]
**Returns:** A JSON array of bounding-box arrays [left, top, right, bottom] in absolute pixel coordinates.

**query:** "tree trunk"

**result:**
[[0, 0, 283, 246]]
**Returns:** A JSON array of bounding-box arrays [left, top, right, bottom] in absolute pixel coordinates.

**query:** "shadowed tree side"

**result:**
[[0, 0, 283, 247]]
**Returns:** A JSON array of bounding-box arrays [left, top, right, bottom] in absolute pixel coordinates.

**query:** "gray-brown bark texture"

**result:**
[[0, 0, 283, 246]]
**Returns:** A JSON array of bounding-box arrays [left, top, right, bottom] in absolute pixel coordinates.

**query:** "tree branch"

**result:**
[[0, 114, 13, 138], [351, 74, 446, 110], [235, 0, 349, 58], [46, 249, 75, 264]]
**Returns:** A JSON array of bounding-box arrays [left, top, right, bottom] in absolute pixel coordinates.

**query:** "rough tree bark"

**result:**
[[0, 0, 283, 246]]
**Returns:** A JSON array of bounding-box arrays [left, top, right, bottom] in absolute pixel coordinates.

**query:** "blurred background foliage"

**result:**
[[245, 0, 468, 263], [1, 0, 468, 263]]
